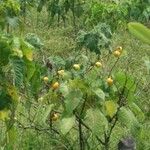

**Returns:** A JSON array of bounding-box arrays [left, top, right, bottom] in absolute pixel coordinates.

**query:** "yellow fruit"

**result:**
[[73, 64, 80, 70], [95, 61, 102, 67], [52, 113, 59, 121], [52, 82, 59, 90], [57, 70, 65, 76], [107, 77, 113, 86], [113, 50, 121, 57], [43, 77, 49, 82], [117, 46, 123, 53]]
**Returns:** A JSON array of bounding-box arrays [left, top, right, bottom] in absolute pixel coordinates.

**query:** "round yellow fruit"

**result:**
[[43, 77, 49, 82], [95, 61, 102, 67], [107, 77, 113, 86], [57, 70, 65, 76], [113, 50, 121, 57], [73, 64, 80, 70], [117, 46, 122, 52], [52, 82, 59, 90], [117, 46, 123, 53], [52, 113, 59, 121]]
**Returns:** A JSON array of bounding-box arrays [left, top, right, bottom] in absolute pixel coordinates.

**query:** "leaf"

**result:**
[[118, 107, 139, 129], [143, 57, 150, 73], [84, 33, 100, 54], [6, 17, 19, 28], [0, 39, 11, 66], [84, 108, 108, 137], [129, 102, 145, 121], [37, 0, 47, 12], [7, 127, 18, 148], [60, 115, 75, 135], [41, 104, 54, 124], [12, 37, 23, 58], [64, 89, 83, 115], [59, 83, 69, 97], [128, 22, 150, 45], [7, 85, 18, 102], [115, 72, 136, 91], [0, 90, 12, 110], [69, 79, 88, 93], [0, 110, 9, 120], [21, 40, 34, 61], [25, 33, 44, 49], [30, 64, 41, 97], [24, 58, 36, 81], [105, 100, 118, 118], [34, 104, 54, 126], [94, 89, 105, 101], [10, 56, 24, 87]]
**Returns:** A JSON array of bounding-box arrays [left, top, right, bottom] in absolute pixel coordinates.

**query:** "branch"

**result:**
[[75, 113, 105, 145]]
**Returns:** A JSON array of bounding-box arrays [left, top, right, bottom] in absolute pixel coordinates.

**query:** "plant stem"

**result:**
[[78, 118, 84, 150], [108, 57, 120, 77]]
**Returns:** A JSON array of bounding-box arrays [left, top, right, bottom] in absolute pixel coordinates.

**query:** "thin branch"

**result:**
[[75, 113, 105, 145], [108, 57, 120, 77]]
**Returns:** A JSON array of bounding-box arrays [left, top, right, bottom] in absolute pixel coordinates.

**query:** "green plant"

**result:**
[[0, 0, 20, 32], [76, 23, 112, 55], [20, 44, 144, 150], [37, 0, 85, 27], [0, 1, 149, 149]]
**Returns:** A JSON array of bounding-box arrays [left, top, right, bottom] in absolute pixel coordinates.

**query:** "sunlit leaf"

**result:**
[[21, 40, 34, 61], [129, 102, 145, 121], [115, 72, 136, 91], [60, 115, 75, 135], [84, 108, 108, 137], [94, 89, 105, 101], [64, 89, 83, 115], [0, 110, 9, 120], [105, 100, 118, 118], [34, 104, 54, 126], [118, 107, 139, 129], [128, 22, 150, 45]]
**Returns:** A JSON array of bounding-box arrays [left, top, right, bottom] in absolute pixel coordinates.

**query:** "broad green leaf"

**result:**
[[21, 40, 34, 61], [84, 108, 108, 137], [118, 107, 138, 129], [34, 104, 54, 126], [30, 65, 41, 97], [128, 22, 150, 45], [6, 17, 19, 28], [41, 104, 54, 124], [64, 89, 83, 115], [94, 89, 105, 101], [12, 37, 23, 58], [69, 79, 88, 93], [129, 102, 145, 121], [59, 83, 69, 97], [105, 100, 118, 118], [25, 33, 44, 49], [60, 115, 75, 135], [0, 110, 9, 120], [115, 72, 136, 91], [7, 127, 18, 148], [7, 85, 18, 102], [24, 58, 36, 81]]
